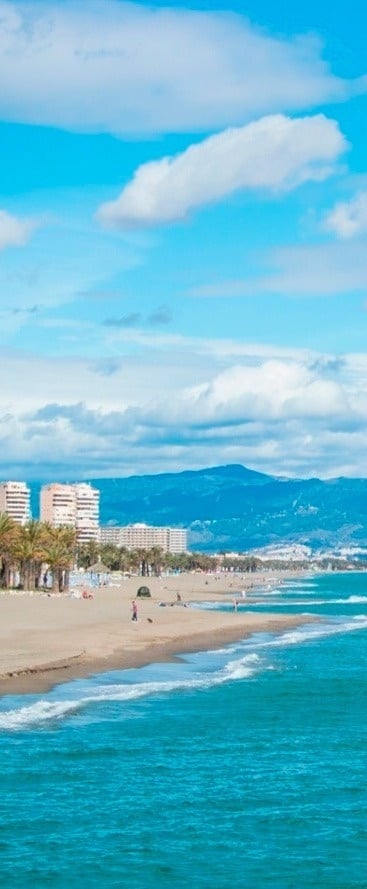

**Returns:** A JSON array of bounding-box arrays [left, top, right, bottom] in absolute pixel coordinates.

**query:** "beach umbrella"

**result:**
[[88, 562, 110, 574], [87, 561, 111, 585]]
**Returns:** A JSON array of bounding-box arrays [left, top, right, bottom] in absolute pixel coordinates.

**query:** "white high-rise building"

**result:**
[[99, 523, 187, 554], [0, 481, 31, 525], [74, 483, 100, 545], [40, 483, 99, 543]]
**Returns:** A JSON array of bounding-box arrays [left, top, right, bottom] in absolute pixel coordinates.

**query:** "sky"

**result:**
[[1, 0, 367, 481]]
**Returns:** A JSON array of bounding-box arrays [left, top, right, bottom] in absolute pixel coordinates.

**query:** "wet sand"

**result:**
[[0, 571, 310, 695]]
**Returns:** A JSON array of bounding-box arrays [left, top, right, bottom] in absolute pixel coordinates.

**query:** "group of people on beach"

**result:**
[[131, 590, 185, 620]]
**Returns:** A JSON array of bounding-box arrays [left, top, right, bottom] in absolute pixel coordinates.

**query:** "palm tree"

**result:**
[[43, 525, 77, 593], [148, 546, 165, 577], [0, 513, 19, 589], [134, 548, 151, 577], [57, 526, 77, 592], [125, 548, 141, 575], [77, 538, 100, 569], [14, 520, 48, 590], [100, 543, 120, 571], [118, 546, 131, 574]]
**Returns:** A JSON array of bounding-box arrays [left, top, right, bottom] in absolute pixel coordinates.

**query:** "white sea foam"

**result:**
[[2, 607, 367, 732], [259, 615, 367, 648], [345, 595, 367, 603], [0, 653, 265, 732], [193, 595, 367, 610]]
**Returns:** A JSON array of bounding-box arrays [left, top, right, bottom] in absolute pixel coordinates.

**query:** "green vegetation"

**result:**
[[2, 515, 360, 593], [0, 514, 77, 593], [77, 543, 263, 575]]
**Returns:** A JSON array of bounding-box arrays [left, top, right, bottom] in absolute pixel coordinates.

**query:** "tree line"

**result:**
[[6, 512, 349, 595], [0, 513, 77, 592], [77, 540, 262, 575], [0, 512, 265, 593]]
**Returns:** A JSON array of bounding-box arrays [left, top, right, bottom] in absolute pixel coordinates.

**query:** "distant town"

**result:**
[[0, 480, 187, 554]]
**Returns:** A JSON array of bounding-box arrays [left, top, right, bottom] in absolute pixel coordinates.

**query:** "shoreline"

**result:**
[[0, 613, 311, 696], [0, 570, 312, 696]]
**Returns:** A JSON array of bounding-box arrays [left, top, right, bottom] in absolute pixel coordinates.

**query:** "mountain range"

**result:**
[[30, 464, 367, 552]]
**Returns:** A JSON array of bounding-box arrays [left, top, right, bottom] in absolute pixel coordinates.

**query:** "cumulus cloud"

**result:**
[[97, 114, 346, 227], [0, 209, 37, 249], [181, 361, 349, 425], [0, 1, 359, 135], [1, 343, 367, 479], [191, 240, 367, 298], [324, 190, 367, 238]]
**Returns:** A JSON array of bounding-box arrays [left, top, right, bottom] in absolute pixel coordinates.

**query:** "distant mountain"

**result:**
[[30, 464, 367, 552]]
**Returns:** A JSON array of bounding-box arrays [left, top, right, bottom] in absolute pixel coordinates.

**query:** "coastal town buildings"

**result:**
[[0, 481, 31, 525], [1, 481, 185, 552], [99, 523, 187, 554], [74, 483, 100, 544], [40, 483, 76, 527], [40, 482, 100, 543]]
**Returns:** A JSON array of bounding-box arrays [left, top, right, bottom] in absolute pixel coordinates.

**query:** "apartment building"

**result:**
[[0, 481, 31, 525], [40, 483, 100, 543], [40, 484, 76, 527], [74, 483, 100, 545], [99, 523, 187, 554]]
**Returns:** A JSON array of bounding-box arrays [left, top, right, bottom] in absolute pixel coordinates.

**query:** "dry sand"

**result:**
[[0, 571, 310, 695]]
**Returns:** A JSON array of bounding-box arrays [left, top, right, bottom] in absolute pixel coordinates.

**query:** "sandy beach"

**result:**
[[0, 571, 309, 695]]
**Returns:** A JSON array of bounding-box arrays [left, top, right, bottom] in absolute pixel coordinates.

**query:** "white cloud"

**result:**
[[324, 190, 367, 238], [182, 361, 349, 424], [191, 240, 367, 298], [97, 114, 346, 227], [0, 1, 360, 135], [0, 209, 36, 249], [1, 342, 367, 479]]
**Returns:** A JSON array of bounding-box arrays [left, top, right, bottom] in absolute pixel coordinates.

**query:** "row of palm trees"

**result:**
[[0, 512, 265, 594], [77, 541, 262, 575], [0, 513, 77, 593]]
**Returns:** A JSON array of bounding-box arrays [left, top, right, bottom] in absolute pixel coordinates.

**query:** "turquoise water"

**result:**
[[1, 573, 366, 888]]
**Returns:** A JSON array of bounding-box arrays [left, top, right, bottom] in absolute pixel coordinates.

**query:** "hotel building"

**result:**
[[0, 481, 31, 525], [40, 483, 100, 543], [99, 523, 187, 554]]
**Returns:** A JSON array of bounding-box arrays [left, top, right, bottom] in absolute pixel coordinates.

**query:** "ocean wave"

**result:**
[[192, 595, 367, 610], [344, 595, 367, 603], [260, 595, 367, 607], [0, 653, 266, 732], [258, 615, 367, 648], [2, 610, 367, 732]]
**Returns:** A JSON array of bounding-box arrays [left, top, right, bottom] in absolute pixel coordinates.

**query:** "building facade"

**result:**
[[40, 484, 76, 527], [40, 483, 100, 543], [74, 483, 100, 545], [99, 523, 187, 554], [0, 481, 31, 525]]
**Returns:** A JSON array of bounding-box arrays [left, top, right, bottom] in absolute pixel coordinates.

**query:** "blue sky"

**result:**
[[1, 0, 367, 480]]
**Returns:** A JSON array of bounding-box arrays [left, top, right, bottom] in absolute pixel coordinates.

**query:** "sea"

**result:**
[[0, 571, 366, 888]]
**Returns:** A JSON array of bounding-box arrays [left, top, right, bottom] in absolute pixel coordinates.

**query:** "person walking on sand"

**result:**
[[132, 600, 138, 622]]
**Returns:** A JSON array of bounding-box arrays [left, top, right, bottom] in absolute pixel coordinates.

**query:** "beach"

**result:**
[[0, 571, 309, 694]]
